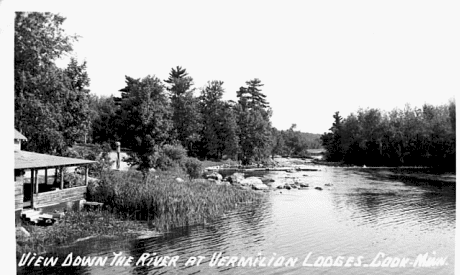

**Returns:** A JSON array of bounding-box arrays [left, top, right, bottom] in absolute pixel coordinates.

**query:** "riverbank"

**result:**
[[16, 210, 153, 256], [17, 168, 264, 257]]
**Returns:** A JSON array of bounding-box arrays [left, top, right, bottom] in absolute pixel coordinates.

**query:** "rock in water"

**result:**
[[314, 186, 323, 191], [261, 176, 276, 183], [266, 181, 284, 189], [240, 177, 263, 186], [299, 182, 309, 187], [252, 183, 269, 190], [226, 172, 245, 185], [205, 172, 223, 181], [239, 177, 268, 190]]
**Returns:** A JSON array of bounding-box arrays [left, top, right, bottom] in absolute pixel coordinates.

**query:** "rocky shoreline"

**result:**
[[201, 157, 329, 191]]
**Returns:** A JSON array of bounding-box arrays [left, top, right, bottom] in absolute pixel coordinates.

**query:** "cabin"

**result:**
[[14, 129, 96, 222]]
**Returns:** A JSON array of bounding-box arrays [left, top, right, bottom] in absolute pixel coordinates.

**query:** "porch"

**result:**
[[15, 150, 95, 211]]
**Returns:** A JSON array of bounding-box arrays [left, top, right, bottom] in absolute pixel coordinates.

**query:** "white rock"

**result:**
[[240, 177, 263, 186], [206, 172, 223, 181], [252, 183, 269, 190]]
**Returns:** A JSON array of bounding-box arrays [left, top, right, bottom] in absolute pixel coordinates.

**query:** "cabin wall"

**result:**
[[32, 186, 87, 208], [14, 140, 21, 151], [14, 173, 24, 211]]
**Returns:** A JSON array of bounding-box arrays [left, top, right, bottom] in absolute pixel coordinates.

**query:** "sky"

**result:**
[[2, 0, 459, 135]]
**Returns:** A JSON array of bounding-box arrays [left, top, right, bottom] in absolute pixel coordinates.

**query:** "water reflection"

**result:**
[[17, 167, 455, 275]]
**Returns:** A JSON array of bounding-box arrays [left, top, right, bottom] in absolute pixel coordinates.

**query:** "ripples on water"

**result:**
[[18, 167, 455, 275]]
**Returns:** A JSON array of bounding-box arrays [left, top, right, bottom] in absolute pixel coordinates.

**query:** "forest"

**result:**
[[15, 12, 454, 173], [14, 12, 321, 174], [320, 103, 456, 170]]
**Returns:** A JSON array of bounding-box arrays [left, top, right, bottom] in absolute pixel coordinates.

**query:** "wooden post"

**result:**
[[54, 168, 58, 184], [85, 165, 89, 186], [30, 169, 34, 193], [60, 167, 64, 190], [44, 168, 48, 185], [30, 169, 34, 207], [35, 169, 39, 194], [116, 141, 121, 170]]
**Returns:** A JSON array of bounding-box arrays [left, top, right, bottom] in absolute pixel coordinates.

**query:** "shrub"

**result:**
[[156, 143, 188, 170], [183, 157, 203, 179]]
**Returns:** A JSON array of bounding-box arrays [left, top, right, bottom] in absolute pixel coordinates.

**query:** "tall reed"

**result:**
[[87, 169, 263, 231]]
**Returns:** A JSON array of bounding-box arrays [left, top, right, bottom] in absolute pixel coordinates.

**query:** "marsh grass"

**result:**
[[17, 169, 263, 257], [87, 169, 263, 231]]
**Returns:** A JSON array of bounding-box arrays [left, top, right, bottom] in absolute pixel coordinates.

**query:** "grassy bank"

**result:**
[[16, 210, 148, 256], [17, 168, 264, 256], [87, 169, 263, 230]]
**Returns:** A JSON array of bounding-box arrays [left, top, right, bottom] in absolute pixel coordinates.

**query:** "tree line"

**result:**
[[320, 103, 456, 170], [14, 12, 320, 174]]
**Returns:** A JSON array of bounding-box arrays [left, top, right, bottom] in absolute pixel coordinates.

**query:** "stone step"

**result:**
[[21, 209, 42, 220], [21, 209, 56, 225]]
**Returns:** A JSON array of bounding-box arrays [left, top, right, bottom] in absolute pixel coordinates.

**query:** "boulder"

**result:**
[[266, 181, 284, 189], [240, 177, 263, 186], [252, 183, 269, 190], [314, 186, 323, 191], [205, 172, 223, 181], [226, 172, 245, 185], [175, 177, 184, 183], [261, 176, 276, 184], [298, 182, 309, 188]]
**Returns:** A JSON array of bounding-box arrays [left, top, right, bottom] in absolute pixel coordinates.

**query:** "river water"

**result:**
[[18, 165, 455, 275]]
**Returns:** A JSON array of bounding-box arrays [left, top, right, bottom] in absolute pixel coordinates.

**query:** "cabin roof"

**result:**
[[14, 129, 27, 141], [15, 150, 96, 169]]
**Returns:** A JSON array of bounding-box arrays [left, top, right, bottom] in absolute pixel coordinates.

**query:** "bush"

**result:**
[[156, 144, 187, 170], [183, 157, 203, 179]]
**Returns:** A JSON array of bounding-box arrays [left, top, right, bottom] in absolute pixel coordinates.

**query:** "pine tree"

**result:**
[[164, 66, 202, 156], [236, 79, 272, 164], [199, 81, 239, 159]]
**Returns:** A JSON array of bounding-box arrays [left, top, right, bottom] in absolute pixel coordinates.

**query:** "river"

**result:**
[[17, 164, 455, 275]]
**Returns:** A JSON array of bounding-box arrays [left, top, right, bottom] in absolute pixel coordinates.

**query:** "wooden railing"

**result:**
[[32, 186, 87, 208]]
